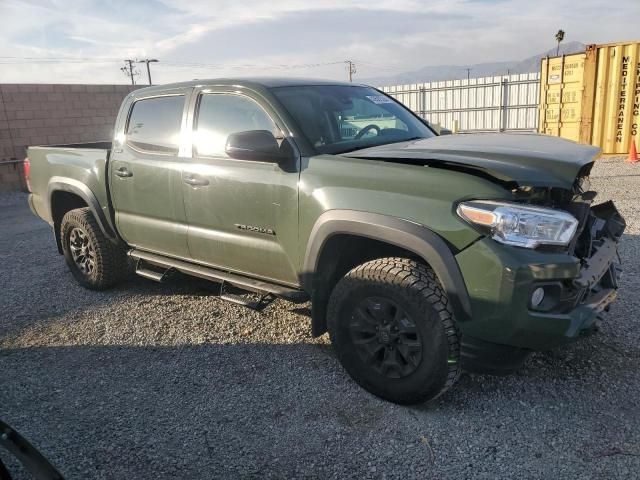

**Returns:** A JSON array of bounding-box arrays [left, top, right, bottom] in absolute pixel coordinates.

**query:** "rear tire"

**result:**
[[60, 207, 129, 290], [327, 257, 461, 405]]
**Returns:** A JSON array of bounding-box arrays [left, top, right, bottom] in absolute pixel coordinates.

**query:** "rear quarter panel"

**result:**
[[28, 146, 112, 230]]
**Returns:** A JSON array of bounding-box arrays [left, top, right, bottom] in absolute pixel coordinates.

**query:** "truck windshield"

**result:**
[[271, 85, 435, 155]]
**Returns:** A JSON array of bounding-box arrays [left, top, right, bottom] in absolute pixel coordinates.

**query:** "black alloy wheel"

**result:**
[[349, 296, 423, 379], [68, 227, 97, 276], [327, 257, 461, 405], [60, 207, 130, 290]]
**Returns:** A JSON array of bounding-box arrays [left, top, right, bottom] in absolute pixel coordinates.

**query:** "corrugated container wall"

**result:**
[[592, 42, 640, 153], [539, 41, 640, 154]]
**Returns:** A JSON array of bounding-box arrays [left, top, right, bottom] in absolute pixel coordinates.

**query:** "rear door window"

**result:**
[[126, 95, 185, 154]]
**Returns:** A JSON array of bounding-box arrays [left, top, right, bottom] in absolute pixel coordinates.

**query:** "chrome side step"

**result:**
[[134, 256, 171, 283], [128, 249, 308, 304], [135, 267, 166, 282], [219, 280, 276, 311]]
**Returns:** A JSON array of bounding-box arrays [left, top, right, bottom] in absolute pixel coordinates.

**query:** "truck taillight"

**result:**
[[23, 157, 31, 193]]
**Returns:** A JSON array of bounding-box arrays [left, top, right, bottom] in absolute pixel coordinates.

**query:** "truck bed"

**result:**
[[27, 141, 113, 231], [38, 141, 113, 150]]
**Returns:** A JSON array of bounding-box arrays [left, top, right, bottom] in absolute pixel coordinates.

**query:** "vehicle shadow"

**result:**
[[0, 342, 347, 479], [3, 230, 638, 395], [2, 333, 639, 479], [1, 235, 639, 478]]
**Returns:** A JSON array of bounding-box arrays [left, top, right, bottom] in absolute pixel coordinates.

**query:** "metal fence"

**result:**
[[380, 72, 540, 132]]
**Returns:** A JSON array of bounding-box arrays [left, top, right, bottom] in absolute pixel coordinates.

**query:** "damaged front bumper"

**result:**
[[455, 200, 625, 355]]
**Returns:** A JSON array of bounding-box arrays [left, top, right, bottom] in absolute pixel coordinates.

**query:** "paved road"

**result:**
[[1, 159, 639, 479]]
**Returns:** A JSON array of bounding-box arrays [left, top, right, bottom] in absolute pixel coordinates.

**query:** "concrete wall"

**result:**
[[0, 160, 25, 192], [0, 84, 141, 191]]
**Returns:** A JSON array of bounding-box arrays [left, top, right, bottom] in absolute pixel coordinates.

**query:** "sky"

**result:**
[[0, 0, 637, 85]]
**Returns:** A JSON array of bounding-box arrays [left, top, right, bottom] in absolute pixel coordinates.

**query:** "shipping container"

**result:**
[[539, 41, 640, 154]]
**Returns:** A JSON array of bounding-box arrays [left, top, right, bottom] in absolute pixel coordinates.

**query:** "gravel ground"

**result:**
[[1, 157, 639, 479]]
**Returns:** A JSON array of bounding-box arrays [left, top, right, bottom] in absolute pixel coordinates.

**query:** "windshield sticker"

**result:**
[[366, 95, 394, 104]]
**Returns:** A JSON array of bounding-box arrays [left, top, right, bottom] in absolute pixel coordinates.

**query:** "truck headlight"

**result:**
[[456, 200, 578, 249]]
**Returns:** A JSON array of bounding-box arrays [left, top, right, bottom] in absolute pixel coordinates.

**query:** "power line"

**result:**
[[0, 59, 120, 64], [0, 55, 416, 78], [0, 56, 347, 70], [352, 59, 404, 71], [0, 56, 121, 62], [0, 55, 357, 82], [0, 55, 121, 60], [160, 60, 345, 70]]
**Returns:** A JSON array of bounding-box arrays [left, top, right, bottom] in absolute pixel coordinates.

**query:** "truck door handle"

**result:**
[[115, 167, 133, 178], [183, 175, 209, 187]]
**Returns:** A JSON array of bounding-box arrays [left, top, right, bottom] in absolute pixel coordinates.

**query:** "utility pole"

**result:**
[[465, 68, 471, 81], [120, 59, 139, 85], [555, 29, 565, 56], [138, 59, 158, 85], [346, 60, 356, 82]]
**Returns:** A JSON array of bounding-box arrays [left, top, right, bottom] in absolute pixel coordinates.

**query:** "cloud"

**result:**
[[0, 0, 637, 84]]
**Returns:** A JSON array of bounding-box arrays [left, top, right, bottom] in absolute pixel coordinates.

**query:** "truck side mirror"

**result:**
[[225, 130, 293, 163]]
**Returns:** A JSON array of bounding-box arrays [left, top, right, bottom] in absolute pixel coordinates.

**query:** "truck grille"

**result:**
[[558, 200, 625, 313]]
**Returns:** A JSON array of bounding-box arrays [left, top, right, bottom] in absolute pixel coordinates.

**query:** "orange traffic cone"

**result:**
[[628, 139, 638, 163]]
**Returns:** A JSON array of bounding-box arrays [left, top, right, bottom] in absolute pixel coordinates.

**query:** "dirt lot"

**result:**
[[1, 157, 639, 479]]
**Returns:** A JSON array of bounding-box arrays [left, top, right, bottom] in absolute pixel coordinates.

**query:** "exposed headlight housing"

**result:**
[[457, 200, 579, 249]]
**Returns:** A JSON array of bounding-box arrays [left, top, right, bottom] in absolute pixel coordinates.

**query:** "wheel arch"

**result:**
[[301, 210, 472, 336], [48, 177, 118, 253]]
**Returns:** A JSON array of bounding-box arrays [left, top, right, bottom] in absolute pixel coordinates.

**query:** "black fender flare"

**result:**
[[48, 177, 118, 251], [0, 419, 64, 480], [302, 210, 472, 333]]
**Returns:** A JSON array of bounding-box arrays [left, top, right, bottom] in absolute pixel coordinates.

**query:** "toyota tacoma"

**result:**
[[26, 79, 625, 404]]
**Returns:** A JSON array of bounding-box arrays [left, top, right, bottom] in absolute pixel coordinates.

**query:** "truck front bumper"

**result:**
[[455, 201, 624, 356]]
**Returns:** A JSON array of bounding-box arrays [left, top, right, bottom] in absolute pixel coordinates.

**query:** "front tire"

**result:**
[[60, 208, 129, 290], [327, 257, 461, 405]]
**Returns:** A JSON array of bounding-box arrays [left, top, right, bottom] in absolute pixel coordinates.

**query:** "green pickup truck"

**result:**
[[26, 78, 625, 404]]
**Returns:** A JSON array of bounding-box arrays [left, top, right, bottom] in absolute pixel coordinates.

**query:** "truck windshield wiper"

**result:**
[[334, 137, 425, 155]]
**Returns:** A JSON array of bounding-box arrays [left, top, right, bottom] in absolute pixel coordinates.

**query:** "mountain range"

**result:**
[[364, 41, 586, 86]]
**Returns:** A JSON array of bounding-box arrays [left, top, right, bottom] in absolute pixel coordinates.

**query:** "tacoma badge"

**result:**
[[234, 224, 276, 235]]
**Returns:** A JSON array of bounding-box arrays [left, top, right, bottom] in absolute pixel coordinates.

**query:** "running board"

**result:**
[[135, 267, 166, 282], [128, 249, 308, 303], [219, 281, 276, 311], [220, 292, 264, 308], [134, 257, 171, 283]]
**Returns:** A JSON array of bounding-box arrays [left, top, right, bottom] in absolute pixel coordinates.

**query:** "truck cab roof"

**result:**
[[130, 77, 365, 96]]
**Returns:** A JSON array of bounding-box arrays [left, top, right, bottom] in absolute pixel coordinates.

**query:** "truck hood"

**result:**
[[343, 133, 600, 189]]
